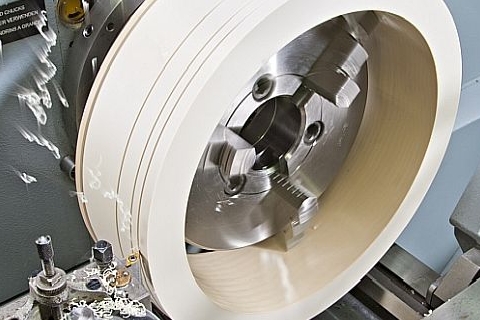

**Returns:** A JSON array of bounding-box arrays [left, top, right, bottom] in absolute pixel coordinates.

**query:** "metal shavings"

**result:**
[[87, 167, 102, 190], [12, 170, 38, 184], [84, 267, 100, 277], [89, 297, 146, 319], [65, 262, 146, 319], [16, 125, 61, 159], [66, 296, 146, 319], [100, 263, 118, 295], [102, 191, 132, 233], [69, 191, 88, 203], [4, 296, 34, 320], [17, 90, 47, 125], [52, 80, 69, 108]]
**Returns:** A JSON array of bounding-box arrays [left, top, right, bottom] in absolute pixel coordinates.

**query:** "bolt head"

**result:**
[[252, 74, 274, 101], [92, 240, 113, 266]]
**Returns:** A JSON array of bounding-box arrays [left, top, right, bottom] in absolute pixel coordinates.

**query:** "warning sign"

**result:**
[[0, 0, 45, 44]]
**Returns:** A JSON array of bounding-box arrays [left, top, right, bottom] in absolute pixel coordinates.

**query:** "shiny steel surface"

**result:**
[[379, 244, 438, 298], [354, 269, 425, 319], [429, 247, 480, 308], [92, 239, 114, 270], [316, 244, 436, 319], [186, 13, 377, 250], [35, 235, 55, 277], [428, 278, 480, 320], [218, 126, 256, 180]]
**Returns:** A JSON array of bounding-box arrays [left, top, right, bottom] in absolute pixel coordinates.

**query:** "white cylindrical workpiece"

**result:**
[[76, 0, 461, 319]]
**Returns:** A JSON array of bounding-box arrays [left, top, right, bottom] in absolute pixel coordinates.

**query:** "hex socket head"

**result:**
[[35, 235, 54, 260], [92, 240, 113, 267]]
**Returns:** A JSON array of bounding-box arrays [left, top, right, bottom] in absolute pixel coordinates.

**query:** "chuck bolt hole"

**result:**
[[252, 75, 274, 101], [83, 24, 94, 38], [106, 22, 115, 32], [224, 175, 246, 196], [304, 121, 324, 145]]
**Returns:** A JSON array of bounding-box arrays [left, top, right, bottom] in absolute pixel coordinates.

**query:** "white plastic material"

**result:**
[[76, 0, 461, 319]]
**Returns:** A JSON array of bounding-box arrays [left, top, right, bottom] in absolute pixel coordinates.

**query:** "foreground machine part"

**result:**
[[424, 164, 480, 308], [66, 240, 151, 319], [24, 237, 154, 320], [427, 247, 480, 308], [74, 1, 461, 319], [29, 236, 68, 320], [450, 162, 480, 252]]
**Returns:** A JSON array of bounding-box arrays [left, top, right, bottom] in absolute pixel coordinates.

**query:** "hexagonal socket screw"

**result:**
[[92, 240, 113, 269], [252, 74, 274, 101]]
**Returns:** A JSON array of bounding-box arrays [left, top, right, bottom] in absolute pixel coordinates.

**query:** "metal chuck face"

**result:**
[[186, 13, 378, 250]]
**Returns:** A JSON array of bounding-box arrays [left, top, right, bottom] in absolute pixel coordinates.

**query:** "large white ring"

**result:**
[[77, 0, 461, 319]]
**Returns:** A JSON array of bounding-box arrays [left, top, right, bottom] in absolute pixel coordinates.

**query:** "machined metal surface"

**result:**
[[186, 13, 378, 250], [314, 293, 382, 320], [318, 244, 438, 319], [353, 272, 424, 320], [92, 239, 114, 270], [35, 235, 56, 277], [325, 245, 480, 319], [380, 245, 439, 298], [428, 247, 480, 308], [451, 162, 480, 252], [427, 278, 480, 320]]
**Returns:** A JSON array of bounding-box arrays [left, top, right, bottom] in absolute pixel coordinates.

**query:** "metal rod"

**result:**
[[35, 235, 55, 277]]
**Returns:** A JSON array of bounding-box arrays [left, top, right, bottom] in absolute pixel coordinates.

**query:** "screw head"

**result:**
[[224, 174, 246, 196], [83, 24, 94, 38], [252, 74, 274, 101], [92, 240, 113, 267], [86, 278, 101, 290]]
